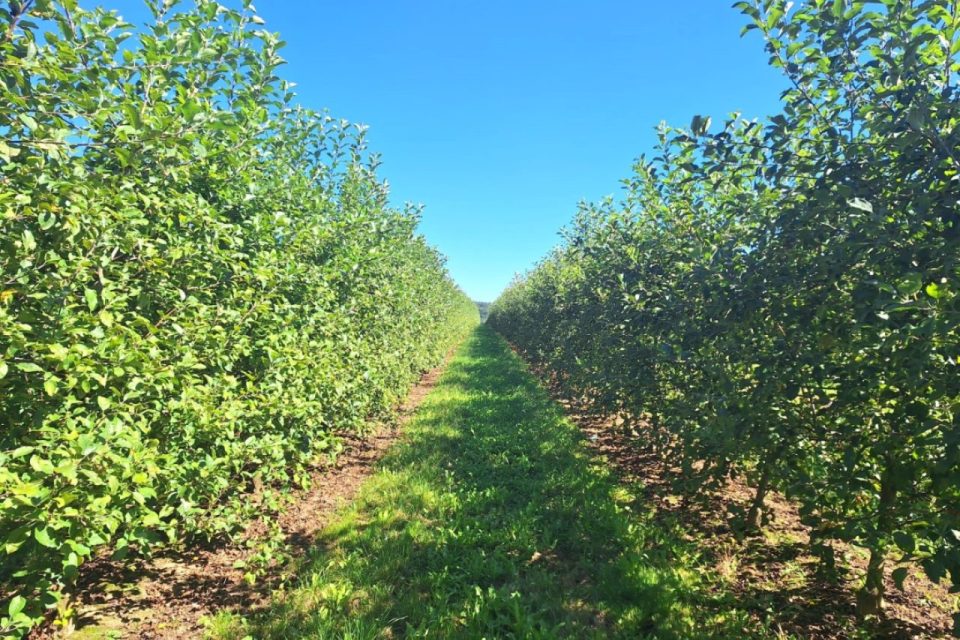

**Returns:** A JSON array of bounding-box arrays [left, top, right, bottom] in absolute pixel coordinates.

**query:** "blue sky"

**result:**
[[124, 1, 788, 301]]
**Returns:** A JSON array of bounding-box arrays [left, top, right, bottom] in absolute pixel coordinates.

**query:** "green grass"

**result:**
[[209, 325, 778, 639]]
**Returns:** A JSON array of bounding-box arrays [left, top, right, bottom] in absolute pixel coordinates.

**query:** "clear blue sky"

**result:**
[[124, 1, 788, 301]]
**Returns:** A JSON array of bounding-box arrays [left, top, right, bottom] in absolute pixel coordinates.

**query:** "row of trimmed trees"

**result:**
[[0, 1, 477, 635], [491, 0, 960, 624]]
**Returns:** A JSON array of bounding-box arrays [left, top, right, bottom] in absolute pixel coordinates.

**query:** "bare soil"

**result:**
[[34, 359, 451, 640]]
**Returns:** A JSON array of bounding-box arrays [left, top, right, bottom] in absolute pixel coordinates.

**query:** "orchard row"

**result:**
[[490, 0, 960, 623], [0, 2, 476, 636]]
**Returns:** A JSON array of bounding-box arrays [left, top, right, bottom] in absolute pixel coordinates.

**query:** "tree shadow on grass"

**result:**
[[228, 326, 769, 639]]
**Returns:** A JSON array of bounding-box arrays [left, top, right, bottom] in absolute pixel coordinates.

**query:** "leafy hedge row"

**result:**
[[490, 0, 959, 627], [0, 1, 477, 635]]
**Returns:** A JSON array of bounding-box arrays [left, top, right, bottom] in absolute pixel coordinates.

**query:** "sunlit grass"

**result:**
[[209, 325, 782, 639]]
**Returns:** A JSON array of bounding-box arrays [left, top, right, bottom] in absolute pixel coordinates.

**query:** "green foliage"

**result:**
[[490, 0, 960, 626], [0, 1, 477, 636]]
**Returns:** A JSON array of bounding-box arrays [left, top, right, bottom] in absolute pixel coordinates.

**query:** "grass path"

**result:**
[[211, 325, 771, 639]]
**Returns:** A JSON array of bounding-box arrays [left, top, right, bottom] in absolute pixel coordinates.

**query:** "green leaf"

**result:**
[[43, 376, 59, 396], [38, 212, 56, 230], [766, 6, 784, 29], [897, 273, 924, 296], [8, 595, 26, 618], [112, 537, 129, 561], [29, 455, 54, 474], [846, 198, 873, 213], [892, 567, 908, 590], [114, 147, 132, 167], [0, 360, 7, 379], [832, 0, 844, 18], [34, 528, 57, 549], [48, 344, 68, 360], [18, 113, 38, 131], [4, 525, 30, 554], [893, 530, 915, 553], [690, 115, 712, 136], [906, 109, 926, 130], [22, 229, 36, 252], [84, 288, 98, 312], [0, 139, 21, 161], [15, 362, 43, 373], [96, 396, 111, 411], [925, 282, 944, 299], [63, 551, 80, 580]]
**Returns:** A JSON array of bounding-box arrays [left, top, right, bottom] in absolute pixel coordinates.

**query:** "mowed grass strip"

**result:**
[[210, 325, 774, 639]]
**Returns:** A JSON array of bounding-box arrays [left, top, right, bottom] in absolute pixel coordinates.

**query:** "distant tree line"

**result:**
[[474, 301, 491, 323]]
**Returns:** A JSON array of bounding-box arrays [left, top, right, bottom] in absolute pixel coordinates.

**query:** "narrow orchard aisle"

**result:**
[[211, 325, 764, 639]]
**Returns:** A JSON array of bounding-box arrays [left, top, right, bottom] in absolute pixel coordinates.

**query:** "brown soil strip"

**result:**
[[36, 357, 452, 640], [517, 353, 955, 640]]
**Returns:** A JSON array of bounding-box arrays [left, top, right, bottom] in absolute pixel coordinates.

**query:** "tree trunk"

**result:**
[[856, 457, 897, 618], [746, 462, 772, 531], [857, 546, 885, 617]]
